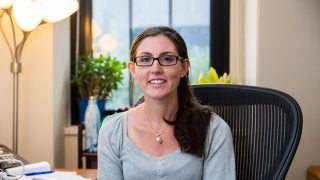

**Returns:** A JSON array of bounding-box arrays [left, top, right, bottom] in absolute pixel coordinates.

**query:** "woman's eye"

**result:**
[[140, 56, 152, 62], [161, 55, 173, 62]]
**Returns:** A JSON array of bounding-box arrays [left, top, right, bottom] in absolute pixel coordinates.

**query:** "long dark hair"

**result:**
[[130, 26, 212, 157]]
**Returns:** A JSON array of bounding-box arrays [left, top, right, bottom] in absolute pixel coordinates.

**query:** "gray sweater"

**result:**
[[98, 112, 236, 180]]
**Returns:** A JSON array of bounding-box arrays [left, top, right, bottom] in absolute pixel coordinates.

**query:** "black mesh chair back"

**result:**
[[192, 84, 303, 180]]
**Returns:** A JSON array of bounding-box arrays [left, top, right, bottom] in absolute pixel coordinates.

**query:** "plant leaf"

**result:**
[[208, 67, 219, 82]]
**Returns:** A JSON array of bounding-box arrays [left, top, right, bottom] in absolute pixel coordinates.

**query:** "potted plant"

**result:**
[[71, 53, 126, 123]]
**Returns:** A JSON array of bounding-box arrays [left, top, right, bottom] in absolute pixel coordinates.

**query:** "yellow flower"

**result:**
[[195, 67, 235, 84]]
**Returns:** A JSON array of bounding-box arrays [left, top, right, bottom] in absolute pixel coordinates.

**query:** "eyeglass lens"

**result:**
[[135, 55, 180, 66]]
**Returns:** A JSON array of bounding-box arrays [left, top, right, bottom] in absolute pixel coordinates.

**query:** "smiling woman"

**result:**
[[98, 26, 235, 180]]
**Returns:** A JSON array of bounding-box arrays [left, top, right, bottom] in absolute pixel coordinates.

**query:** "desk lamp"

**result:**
[[0, 0, 79, 153]]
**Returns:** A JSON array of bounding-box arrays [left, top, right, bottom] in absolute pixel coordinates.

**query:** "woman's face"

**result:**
[[128, 35, 189, 101]]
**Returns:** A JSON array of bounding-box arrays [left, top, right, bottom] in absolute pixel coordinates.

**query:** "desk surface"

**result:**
[[307, 166, 320, 179], [55, 168, 97, 179]]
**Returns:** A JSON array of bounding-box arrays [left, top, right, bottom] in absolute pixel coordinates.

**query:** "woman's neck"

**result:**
[[141, 98, 178, 124]]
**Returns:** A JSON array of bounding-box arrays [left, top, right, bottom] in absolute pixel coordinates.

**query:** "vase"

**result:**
[[77, 98, 106, 124], [84, 96, 100, 152]]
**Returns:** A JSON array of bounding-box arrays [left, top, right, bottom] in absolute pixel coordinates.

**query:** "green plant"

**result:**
[[71, 54, 126, 99], [195, 67, 235, 84]]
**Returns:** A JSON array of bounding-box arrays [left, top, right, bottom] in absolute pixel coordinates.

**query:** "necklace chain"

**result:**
[[143, 108, 170, 144]]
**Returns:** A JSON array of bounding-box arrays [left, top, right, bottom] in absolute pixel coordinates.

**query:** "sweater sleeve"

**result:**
[[98, 113, 125, 180], [202, 114, 236, 180]]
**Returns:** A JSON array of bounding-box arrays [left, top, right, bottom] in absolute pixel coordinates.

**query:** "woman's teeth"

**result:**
[[150, 79, 165, 84]]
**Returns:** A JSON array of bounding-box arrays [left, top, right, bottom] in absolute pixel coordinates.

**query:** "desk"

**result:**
[[55, 168, 97, 179], [308, 166, 320, 180]]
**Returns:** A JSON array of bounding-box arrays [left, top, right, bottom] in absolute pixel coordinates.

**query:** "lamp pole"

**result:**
[[0, 8, 22, 154], [2, 8, 31, 153], [11, 32, 29, 153], [12, 58, 20, 153]]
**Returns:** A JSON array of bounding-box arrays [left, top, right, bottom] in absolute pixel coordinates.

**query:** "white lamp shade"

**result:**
[[13, 0, 43, 32], [0, 0, 13, 9], [36, 0, 79, 23]]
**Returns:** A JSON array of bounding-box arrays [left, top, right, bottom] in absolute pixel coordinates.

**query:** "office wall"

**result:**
[[0, 14, 13, 149], [257, 0, 320, 179], [0, 15, 70, 167], [231, 0, 320, 179]]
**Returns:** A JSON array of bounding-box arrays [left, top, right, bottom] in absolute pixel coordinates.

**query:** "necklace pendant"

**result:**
[[155, 134, 163, 144]]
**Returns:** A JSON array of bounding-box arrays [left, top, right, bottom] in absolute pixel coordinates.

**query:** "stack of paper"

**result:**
[[6, 161, 92, 180], [21, 171, 91, 180]]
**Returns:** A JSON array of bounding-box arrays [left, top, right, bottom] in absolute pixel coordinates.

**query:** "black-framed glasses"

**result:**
[[133, 55, 183, 67]]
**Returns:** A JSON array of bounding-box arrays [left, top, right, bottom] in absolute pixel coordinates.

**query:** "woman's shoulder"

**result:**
[[204, 113, 234, 155], [207, 113, 233, 142], [98, 111, 127, 157], [99, 111, 126, 137], [210, 113, 230, 131]]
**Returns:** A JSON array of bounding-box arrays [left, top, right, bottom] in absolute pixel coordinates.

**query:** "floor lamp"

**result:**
[[0, 0, 79, 154]]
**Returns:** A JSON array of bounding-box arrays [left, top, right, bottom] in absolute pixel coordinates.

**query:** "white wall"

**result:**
[[231, 0, 320, 179], [257, 0, 320, 179], [0, 13, 13, 150], [0, 14, 70, 168]]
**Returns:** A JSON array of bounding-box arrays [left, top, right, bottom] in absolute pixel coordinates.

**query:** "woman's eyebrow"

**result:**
[[159, 51, 175, 56], [136, 52, 152, 56], [137, 51, 176, 56]]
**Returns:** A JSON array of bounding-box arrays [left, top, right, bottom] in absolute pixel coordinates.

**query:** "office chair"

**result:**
[[192, 84, 303, 180]]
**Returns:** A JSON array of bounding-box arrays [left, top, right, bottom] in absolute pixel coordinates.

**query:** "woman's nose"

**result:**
[[150, 59, 163, 72]]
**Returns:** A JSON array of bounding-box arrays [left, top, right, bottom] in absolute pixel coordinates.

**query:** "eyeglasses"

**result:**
[[133, 55, 183, 67]]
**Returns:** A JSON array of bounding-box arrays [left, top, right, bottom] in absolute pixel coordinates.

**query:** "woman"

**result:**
[[98, 26, 235, 180]]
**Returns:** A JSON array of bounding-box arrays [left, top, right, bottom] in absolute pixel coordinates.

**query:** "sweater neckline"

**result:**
[[122, 111, 181, 160]]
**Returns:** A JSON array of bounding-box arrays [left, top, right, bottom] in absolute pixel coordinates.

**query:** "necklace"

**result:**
[[143, 109, 170, 144], [153, 124, 169, 144]]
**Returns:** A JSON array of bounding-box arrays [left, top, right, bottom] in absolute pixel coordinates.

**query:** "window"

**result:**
[[70, 0, 229, 125]]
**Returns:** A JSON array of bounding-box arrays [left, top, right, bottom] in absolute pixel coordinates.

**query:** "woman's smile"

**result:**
[[148, 78, 167, 89], [149, 79, 166, 84]]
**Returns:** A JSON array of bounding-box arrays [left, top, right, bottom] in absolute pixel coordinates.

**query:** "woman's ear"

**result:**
[[181, 59, 190, 77], [128, 61, 136, 79]]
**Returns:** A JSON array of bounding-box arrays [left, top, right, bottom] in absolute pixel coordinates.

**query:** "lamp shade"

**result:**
[[0, 0, 13, 9], [13, 0, 43, 32], [36, 0, 79, 23]]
